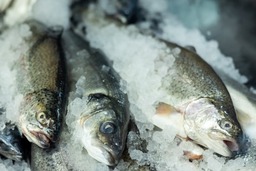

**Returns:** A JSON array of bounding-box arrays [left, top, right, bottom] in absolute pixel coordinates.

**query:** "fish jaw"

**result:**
[[0, 139, 23, 161], [190, 132, 235, 157], [82, 137, 119, 166], [183, 98, 242, 157], [79, 110, 126, 166], [0, 149, 23, 161], [20, 121, 52, 148], [29, 130, 51, 148]]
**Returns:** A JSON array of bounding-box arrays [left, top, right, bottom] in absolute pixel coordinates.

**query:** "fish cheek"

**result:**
[[21, 104, 37, 126], [208, 129, 227, 140], [97, 132, 111, 146], [20, 94, 44, 125]]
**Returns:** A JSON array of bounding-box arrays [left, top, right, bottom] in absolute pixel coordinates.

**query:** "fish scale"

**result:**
[[154, 41, 245, 157], [62, 30, 130, 166], [31, 30, 130, 169], [16, 20, 66, 149]]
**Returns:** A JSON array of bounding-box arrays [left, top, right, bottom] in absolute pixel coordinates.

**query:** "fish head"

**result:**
[[80, 109, 126, 166], [79, 94, 128, 166], [19, 90, 59, 148], [184, 98, 244, 157], [0, 136, 23, 161]]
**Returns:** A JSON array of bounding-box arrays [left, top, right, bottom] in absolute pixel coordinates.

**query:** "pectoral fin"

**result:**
[[155, 102, 179, 115], [152, 102, 186, 138]]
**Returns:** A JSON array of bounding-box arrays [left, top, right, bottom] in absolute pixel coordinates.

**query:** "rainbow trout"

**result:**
[[153, 41, 245, 157], [16, 21, 66, 148]]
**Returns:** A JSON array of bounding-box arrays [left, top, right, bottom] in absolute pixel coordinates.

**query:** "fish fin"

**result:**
[[155, 102, 179, 116], [152, 102, 186, 137], [179, 140, 204, 160], [183, 151, 203, 160], [185, 45, 197, 53]]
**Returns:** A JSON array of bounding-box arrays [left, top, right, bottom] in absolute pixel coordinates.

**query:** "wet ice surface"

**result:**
[[0, 0, 256, 171]]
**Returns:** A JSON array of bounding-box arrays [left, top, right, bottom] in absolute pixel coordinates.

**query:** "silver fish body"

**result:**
[[16, 20, 66, 148], [61, 30, 130, 166], [155, 41, 244, 157]]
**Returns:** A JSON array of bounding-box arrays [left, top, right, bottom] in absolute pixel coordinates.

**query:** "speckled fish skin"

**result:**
[[161, 41, 244, 157], [61, 30, 130, 166], [17, 20, 66, 149]]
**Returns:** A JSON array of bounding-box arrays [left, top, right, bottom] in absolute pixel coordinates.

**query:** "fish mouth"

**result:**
[[0, 148, 23, 161], [223, 139, 239, 152], [83, 140, 119, 166], [87, 145, 119, 166], [0, 137, 23, 161], [29, 130, 51, 148], [212, 138, 240, 157], [21, 125, 52, 148]]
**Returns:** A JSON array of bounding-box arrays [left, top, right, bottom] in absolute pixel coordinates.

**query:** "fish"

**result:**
[[61, 30, 130, 166], [152, 41, 245, 157], [16, 20, 66, 148], [0, 121, 29, 161], [215, 69, 256, 140]]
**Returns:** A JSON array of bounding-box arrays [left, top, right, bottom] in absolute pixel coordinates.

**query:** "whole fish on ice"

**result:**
[[16, 20, 66, 148], [61, 30, 130, 166], [153, 41, 245, 157]]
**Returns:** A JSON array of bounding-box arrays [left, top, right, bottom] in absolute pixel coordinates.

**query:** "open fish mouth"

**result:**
[[22, 125, 52, 148], [212, 138, 240, 157], [29, 130, 51, 148], [223, 139, 239, 152]]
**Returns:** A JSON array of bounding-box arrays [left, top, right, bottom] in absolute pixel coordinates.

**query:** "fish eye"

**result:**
[[36, 112, 47, 125], [220, 120, 232, 130], [100, 122, 117, 134]]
